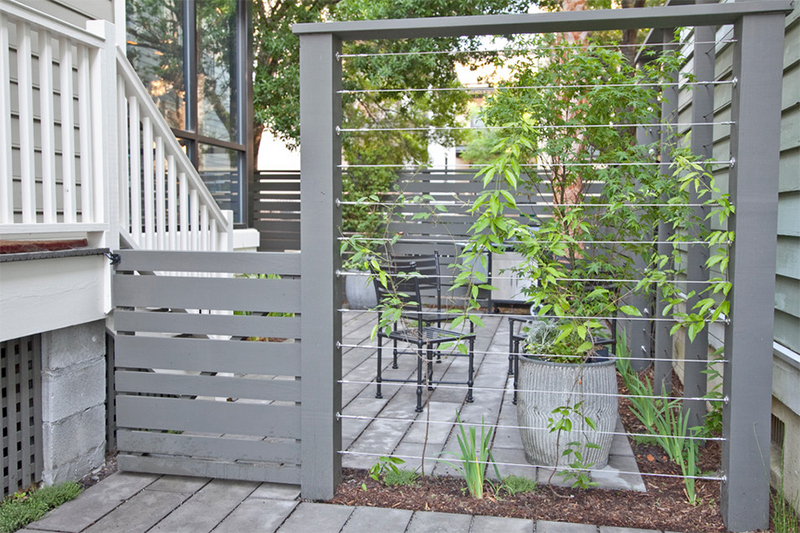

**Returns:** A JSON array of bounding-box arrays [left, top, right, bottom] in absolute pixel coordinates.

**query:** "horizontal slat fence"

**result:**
[[251, 171, 301, 252], [113, 249, 302, 484]]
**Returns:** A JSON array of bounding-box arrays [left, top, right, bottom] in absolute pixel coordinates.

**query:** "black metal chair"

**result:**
[[387, 251, 449, 369], [372, 260, 476, 412]]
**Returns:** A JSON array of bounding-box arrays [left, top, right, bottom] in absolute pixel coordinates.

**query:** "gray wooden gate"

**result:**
[[112, 249, 307, 485]]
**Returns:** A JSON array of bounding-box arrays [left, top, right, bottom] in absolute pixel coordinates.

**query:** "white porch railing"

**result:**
[[0, 0, 232, 252], [116, 51, 232, 252]]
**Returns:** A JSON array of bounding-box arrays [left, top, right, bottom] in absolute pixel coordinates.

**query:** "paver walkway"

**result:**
[[25, 472, 669, 533]]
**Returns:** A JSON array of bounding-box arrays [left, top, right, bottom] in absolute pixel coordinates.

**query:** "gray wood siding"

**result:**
[[776, 7, 800, 353], [25, 0, 114, 27]]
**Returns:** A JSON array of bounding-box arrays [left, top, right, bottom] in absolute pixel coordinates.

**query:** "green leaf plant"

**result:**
[[451, 35, 732, 492], [441, 413, 502, 499]]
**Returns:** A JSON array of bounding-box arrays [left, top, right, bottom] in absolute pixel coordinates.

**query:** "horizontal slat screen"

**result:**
[[113, 250, 303, 483]]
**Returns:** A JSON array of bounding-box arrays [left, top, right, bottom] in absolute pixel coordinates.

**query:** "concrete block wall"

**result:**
[[40, 321, 107, 485]]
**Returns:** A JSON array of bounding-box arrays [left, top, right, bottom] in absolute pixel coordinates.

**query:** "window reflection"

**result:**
[[198, 1, 238, 142], [199, 143, 241, 221], [126, 0, 185, 131]]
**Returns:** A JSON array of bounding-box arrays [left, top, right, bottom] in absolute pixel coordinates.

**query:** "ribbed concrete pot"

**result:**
[[345, 272, 378, 310], [516, 355, 618, 468]]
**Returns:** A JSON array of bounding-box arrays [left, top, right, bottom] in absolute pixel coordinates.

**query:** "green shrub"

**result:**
[[0, 482, 83, 533]]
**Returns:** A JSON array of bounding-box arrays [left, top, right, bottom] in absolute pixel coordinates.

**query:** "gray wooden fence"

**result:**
[[250, 171, 301, 252], [113, 250, 306, 484]]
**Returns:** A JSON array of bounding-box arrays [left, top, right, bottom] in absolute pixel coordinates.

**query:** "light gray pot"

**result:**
[[345, 272, 378, 310], [516, 355, 618, 469]]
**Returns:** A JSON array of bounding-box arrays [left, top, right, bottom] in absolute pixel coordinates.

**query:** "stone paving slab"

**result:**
[[145, 475, 210, 493], [82, 488, 189, 533], [471, 515, 534, 532], [406, 511, 473, 532], [249, 482, 301, 500], [341, 506, 413, 533], [276, 502, 354, 533], [537, 520, 597, 532], [149, 479, 259, 533], [27, 473, 158, 533], [213, 498, 298, 533]]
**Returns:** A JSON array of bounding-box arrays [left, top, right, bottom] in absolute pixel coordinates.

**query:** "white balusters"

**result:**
[[0, 13, 12, 223], [39, 29, 57, 223], [17, 22, 35, 224], [60, 36, 76, 223]]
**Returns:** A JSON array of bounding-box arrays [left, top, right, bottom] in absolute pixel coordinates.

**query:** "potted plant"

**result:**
[[341, 232, 379, 310]]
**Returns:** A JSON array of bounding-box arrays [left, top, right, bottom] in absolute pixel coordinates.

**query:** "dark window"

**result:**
[[126, 0, 250, 224]]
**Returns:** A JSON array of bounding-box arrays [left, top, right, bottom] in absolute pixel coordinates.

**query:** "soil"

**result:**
[[326, 371, 790, 532], [77, 453, 118, 491]]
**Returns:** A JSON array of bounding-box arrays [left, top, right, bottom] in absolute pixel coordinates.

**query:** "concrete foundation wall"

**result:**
[[40, 321, 107, 485]]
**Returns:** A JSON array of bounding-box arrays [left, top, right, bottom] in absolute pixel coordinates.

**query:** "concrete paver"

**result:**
[[149, 479, 259, 533], [213, 498, 298, 533], [145, 475, 210, 493], [341, 506, 413, 533], [406, 511, 473, 532], [249, 482, 301, 500], [276, 502, 354, 533], [536, 520, 597, 532], [470, 515, 534, 532], [82, 488, 189, 533]]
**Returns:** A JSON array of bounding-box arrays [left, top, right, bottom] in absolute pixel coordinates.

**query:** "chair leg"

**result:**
[[466, 337, 474, 403], [376, 334, 383, 399], [392, 338, 399, 369], [426, 343, 434, 391], [513, 339, 520, 405], [415, 346, 424, 413], [508, 322, 515, 375]]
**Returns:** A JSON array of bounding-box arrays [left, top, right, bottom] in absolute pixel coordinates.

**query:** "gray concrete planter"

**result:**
[[516, 355, 618, 468], [345, 271, 378, 310]]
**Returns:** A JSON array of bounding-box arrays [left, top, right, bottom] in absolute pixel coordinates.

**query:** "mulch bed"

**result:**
[[326, 370, 785, 532]]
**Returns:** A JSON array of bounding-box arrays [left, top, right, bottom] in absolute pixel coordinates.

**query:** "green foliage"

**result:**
[[441, 414, 501, 499], [0, 482, 82, 533], [383, 469, 420, 487], [499, 475, 537, 496], [617, 350, 701, 505], [368, 455, 406, 483], [773, 461, 800, 533], [547, 402, 599, 489]]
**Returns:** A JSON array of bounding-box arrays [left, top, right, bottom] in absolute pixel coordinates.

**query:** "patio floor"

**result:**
[[339, 310, 645, 491]]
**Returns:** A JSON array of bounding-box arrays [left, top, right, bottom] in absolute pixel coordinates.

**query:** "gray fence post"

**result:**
[[683, 14, 715, 431], [654, 29, 679, 395], [721, 10, 785, 532], [299, 31, 343, 500]]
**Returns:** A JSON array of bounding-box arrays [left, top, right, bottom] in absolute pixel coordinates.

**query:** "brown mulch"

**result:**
[[326, 370, 784, 532]]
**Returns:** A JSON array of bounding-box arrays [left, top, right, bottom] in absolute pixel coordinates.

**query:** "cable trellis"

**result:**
[[337, 121, 735, 133], [336, 413, 727, 441], [339, 79, 736, 95]]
